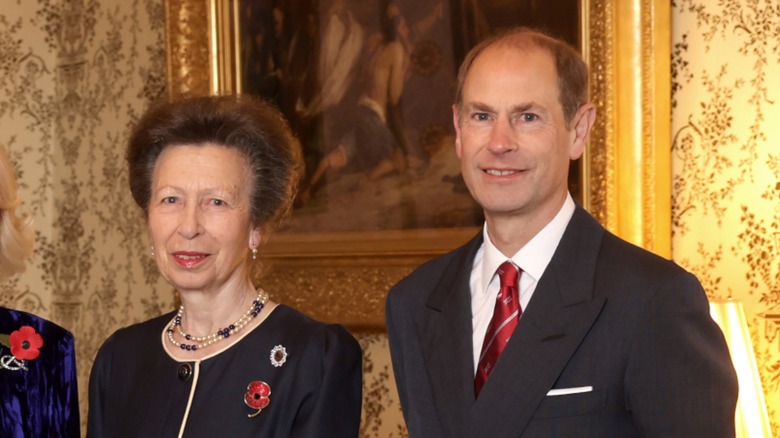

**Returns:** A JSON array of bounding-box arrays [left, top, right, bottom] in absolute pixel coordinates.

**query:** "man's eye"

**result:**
[[521, 113, 538, 122], [212, 199, 224, 206], [472, 113, 490, 121]]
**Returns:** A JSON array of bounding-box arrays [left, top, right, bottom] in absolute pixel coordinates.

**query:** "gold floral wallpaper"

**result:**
[[672, 0, 780, 434]]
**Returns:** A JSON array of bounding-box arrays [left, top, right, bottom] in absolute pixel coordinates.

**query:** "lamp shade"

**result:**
[[709, 299, 772, 438]]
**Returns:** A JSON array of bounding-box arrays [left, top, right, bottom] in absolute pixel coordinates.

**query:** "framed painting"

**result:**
[[164, 0, 671, 329]]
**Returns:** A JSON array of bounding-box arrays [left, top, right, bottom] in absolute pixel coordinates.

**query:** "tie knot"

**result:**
[[497, 261, 518, 289]]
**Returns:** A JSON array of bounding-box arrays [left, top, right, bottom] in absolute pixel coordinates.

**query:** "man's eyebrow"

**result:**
[[463, 101, 494, 113], [509, 102, 539, 114], [463, 101, 541, 114]]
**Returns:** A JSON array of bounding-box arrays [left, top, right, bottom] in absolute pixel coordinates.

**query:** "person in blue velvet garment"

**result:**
[[0, 145, 81, 437]]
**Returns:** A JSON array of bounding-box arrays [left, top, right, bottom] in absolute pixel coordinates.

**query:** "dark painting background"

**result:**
[[239, 0, 579, 233]]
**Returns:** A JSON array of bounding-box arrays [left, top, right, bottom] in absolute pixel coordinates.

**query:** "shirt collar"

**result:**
[[480, 193, 576, 294]]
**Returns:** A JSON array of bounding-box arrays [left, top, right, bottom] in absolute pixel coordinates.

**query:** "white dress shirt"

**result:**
[[470, 194, 576, 371]]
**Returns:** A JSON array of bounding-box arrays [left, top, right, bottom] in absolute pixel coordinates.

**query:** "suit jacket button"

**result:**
[[178, 363, 192, 381]]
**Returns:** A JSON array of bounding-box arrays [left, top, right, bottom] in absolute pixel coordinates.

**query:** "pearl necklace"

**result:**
[[166, 289, 269, 351]]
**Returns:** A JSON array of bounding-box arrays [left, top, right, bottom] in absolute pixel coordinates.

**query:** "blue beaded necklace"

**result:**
[[166, 289, 268, 351]]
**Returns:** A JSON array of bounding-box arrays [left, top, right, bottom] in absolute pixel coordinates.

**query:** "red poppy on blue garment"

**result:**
[[9, 326, 43, 361], [244, 380, 271, 418]]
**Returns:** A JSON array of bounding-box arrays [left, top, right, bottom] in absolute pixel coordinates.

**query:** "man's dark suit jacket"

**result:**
[[386, 206, 738, 437]]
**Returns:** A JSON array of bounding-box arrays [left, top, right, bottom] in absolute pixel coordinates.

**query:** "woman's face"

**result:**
[[148, 144, 260, 295]]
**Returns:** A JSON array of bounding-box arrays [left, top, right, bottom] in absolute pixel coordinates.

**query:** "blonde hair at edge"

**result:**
[[0, 146, 33, 282]]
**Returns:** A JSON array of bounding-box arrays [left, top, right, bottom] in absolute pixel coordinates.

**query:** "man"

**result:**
[[385, 28, 738, 437]]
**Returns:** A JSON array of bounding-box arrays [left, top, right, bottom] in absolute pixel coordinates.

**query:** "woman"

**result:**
[[87, 95, 362, 437], [0, 145, 80, 437]]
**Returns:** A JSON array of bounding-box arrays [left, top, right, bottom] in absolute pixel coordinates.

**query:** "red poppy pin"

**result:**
[[0, 325, 44, 371], [244, 380, 271, 418]]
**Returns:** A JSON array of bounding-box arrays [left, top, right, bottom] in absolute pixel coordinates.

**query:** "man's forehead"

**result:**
[[464, 46, 557, 90]]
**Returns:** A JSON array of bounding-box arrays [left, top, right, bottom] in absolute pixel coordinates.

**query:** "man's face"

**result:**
[[453, 45, 588, 225]]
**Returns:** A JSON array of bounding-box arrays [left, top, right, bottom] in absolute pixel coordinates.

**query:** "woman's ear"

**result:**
[[249, 227, 263, 249]]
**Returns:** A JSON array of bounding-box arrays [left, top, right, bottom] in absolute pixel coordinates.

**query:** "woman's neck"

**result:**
[[179, 282, 255, 336]]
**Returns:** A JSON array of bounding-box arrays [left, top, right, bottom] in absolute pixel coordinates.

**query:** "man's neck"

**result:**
[[485, 196, 570, 257]]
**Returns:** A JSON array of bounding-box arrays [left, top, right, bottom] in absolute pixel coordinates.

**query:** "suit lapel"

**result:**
[[420, 233, 482, 436], [470, 207, 607, 437]]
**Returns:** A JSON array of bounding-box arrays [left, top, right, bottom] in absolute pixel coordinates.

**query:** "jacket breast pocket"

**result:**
[[532, 388, 606, 419]]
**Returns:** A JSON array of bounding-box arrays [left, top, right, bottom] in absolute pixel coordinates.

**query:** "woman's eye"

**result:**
[[211, 199, 225, 206], [163, 196, 177, 204]]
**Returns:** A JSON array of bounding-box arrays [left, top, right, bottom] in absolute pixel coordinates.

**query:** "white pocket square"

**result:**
[[546, 386, 593, 396]]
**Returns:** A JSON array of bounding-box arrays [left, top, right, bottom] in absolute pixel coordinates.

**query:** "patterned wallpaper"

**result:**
[[672, 0, 780, 434], [1, 0, 172, 433]]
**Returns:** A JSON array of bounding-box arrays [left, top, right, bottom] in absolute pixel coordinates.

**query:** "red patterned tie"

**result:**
[[475, 261, 521, 397]]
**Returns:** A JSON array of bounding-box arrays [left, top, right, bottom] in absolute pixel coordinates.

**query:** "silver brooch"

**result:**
[[270, 345, 287, 367]]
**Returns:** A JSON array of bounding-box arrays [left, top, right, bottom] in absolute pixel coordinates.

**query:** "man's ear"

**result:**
[[453, 104, 463, 158], [569, 103, 596, 160]]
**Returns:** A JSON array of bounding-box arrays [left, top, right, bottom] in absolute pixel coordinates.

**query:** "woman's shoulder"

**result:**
[[0, 306, 73, 341], [271, 305, 352, 335], [268, 305, 360, 353], [97, 311, 175, 352]]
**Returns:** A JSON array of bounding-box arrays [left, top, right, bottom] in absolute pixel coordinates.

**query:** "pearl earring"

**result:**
[[151, 246, 155, 257], [252, 247, 257, 260]]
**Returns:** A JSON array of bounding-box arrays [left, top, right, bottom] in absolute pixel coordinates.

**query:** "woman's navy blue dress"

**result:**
[[88, 304, 362, 438]]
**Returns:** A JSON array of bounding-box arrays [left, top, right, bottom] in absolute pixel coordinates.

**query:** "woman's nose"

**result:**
[[177, 205, 203, 239]]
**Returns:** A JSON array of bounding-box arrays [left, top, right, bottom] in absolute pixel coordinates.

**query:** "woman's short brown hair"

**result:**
[[126, 95, 302, 231]]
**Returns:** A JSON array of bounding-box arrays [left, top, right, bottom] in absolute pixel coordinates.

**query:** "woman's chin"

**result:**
[[165, 274, 215, 294]]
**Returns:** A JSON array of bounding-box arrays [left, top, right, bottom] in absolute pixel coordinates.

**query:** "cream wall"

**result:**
[[672, 0, 780, 434]]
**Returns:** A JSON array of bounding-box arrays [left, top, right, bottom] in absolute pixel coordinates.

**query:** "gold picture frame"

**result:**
[[163, 0, 671, 330]]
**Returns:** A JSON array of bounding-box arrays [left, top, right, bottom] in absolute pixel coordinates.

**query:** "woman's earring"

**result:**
[[252, 247, 257, 261], [151, 246, 155, 257]]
